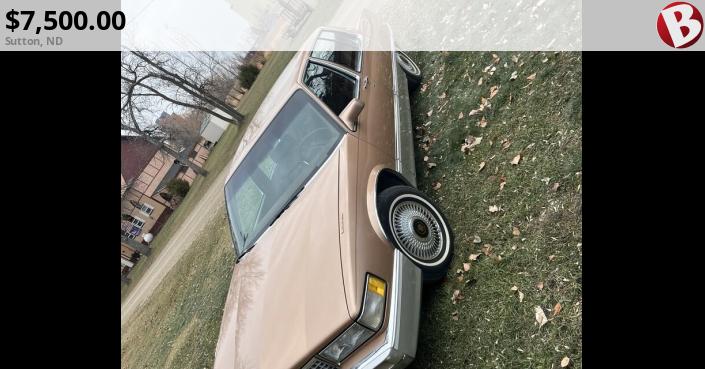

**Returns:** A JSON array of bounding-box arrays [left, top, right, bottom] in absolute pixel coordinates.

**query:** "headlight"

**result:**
[[358, 274, 387, 330], [319, 322, 374, 364], [312, 274, 387, 366]]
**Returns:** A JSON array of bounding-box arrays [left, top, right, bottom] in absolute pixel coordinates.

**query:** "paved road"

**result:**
[[121, 168, 229, 325]]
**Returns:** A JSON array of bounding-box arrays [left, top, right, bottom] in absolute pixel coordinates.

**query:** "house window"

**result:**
[[132, 217, 145, 228], [121, 230, 136, 240], [140, 203, 154, 215]]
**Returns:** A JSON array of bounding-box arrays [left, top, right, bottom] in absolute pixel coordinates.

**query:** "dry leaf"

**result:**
[[473, 235, 482, 244], [477, 77, 483, 86], [427, 162, 437, 169], [432, 182, 442, 190], [499, 176, 506, 191], [463, 263, 471, 272], [552, 182, 561, 192], [478, 161, 486, 172], [548, 255, 556, 261], [512, 227, 521, 237], [552, 302, 563, 317], [502, 140, 512, 150], [510, 285, 519, 292], [560, 356, 570, 367], [451, 289, 464, 304], [420, 83, 428, 92], [518, 290, 525, 303], [423, 155, 429, 162], [534, 306, 548, 328], [510, 71, 518, 80], [439, 92, 447, 99], [511, 154, 522, 165], [489, 205, 500, 213], [527, 72, 537, 80], [469, 253, 481, 261], [482, 244, 493, 256], [512, 55, 519, 63], [468, 109, 480, 116], [478, 116, 488, 128], [536, 281, 544, 290], [461, 136, 483, 154], [489, 85, 499, 99], [492, 53, 500, 64], [458, 111, 464, 119], [427, 109, 433, 117], [457, 274, 464, 282], [451, 311, 459, 321]]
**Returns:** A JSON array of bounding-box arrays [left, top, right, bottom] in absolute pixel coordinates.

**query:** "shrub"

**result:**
[[238, 64, 260, 89], [167, 179, 190, 198]]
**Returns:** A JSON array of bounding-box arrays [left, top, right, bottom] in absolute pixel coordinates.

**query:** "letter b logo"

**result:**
[[657, 2, 703, 48]]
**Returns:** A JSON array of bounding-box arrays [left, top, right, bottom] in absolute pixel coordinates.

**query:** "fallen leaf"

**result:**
[[560, 356, 570, 367], [552, 302, 563, 317], [451, 289, 464, 304], [552, 182, 561, 191], [478, 116, 488, 128], [536, 281, 544, 290], [511, 154, 522, 165], [512, 227, 521, 236], [432, 182, 442, 190], [512, 55, 519, 63], [534, 306, 548, 328], [478, 162, 486, 172], [423, 156, 429, 162], [542, 57, 549, 63], [458, 111, 464, 119], [461, 136, 483, 154], [548, 254, 556, 262], [489, 205, 500, 213], [473, 235, 482, 244], [510, 71, 518, 80], [457, 275, 464, 282], [439, 92, 447, 99], [510, 285, 519, 292], [527, 72, 537, 81], [482, 244, 493, 255], [427, 109, 433, 117], [519, 290, 525, 302], [451, 311, 459, 320], [468, 109, 480, 116], [477, 77, 483, 86], [463, 263, 471, 272], [427, 162, 437, 169], [469, 253, 481, 261], [499, 176, 507, 191], [489, 85, 499, 99], [502, 140, 512, 150], [492, 53, 500, 64], [420, 83, 428, 92]]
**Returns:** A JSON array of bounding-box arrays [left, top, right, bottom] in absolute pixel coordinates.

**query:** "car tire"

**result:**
[[395, 51, 422, 88], [378, 185, 453, 282]]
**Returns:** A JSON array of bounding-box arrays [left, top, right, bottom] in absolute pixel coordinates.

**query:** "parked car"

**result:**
[[215, 24, 453, 369]]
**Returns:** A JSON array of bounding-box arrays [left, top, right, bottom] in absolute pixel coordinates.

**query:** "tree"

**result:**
[[167, 179, 190, 198], [238, 64, 260, 89]]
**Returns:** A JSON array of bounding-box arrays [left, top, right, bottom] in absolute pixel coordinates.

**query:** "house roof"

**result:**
[[121, 136, 160, 183]]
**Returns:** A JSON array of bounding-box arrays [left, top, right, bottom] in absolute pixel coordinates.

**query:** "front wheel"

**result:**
[[378, 186, 453, 282]]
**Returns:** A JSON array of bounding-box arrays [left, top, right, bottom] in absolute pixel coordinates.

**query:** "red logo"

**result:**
[[657, 2, 703, 48]]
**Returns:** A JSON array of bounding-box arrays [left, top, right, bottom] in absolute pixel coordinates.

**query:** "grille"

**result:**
[[304, 358, 339, 369]]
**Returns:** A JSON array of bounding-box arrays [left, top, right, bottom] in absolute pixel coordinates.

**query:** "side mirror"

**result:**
[[339, 99, 364, 131]]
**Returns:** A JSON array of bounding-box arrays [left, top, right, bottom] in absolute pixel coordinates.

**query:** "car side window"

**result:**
[[303, 62, 356, 115], [311, 31, 361, 71]]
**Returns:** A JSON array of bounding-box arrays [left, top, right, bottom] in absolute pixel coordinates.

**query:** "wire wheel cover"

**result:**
[[391, 200, 444, 261]]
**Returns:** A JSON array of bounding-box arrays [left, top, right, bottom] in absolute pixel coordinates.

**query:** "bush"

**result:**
[[238, 64, 260, 89], [159, 192, 173, 202], [167, 179, 190, 198]]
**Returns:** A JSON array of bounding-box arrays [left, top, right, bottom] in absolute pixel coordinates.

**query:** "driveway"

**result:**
[[121, 168, 229, 325]]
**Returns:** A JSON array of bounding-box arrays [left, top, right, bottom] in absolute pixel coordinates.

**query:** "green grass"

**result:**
[[121, 51, 296, 301], [405, 52, 582, 369]]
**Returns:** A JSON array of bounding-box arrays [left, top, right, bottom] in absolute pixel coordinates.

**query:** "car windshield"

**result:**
[[224, 89, 345, 258]]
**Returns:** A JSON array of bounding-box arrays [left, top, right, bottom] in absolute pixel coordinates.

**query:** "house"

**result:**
[[200, 108, 232, 147], [120, 134, 210, 276]]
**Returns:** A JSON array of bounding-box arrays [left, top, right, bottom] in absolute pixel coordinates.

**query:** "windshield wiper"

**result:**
[[269, 185, 305, 227]]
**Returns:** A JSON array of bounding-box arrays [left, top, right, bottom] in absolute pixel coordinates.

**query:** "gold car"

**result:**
[[215, 25, 453, 369]]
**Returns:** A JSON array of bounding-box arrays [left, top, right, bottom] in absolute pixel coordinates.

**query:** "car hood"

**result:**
[[214, 149, 351, 369]]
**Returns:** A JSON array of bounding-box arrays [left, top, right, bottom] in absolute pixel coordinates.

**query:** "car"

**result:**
[[214, 23, 454, 369]]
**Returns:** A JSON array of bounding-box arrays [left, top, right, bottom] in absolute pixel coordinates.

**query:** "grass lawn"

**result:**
[[406, 51, 582, 369], [120, 51, 296, 301]]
